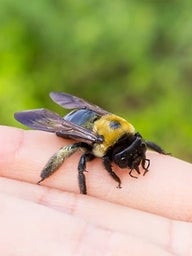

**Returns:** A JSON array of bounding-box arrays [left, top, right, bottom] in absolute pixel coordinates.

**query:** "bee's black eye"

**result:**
[[114, 154, 128, 168], [119, 156, 129, 168]]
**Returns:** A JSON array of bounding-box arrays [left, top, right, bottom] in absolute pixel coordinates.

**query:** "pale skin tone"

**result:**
[[0, 125, 192, 255]]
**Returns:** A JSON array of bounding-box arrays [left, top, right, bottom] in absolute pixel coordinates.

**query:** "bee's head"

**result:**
[[111, 133, 148, 170]]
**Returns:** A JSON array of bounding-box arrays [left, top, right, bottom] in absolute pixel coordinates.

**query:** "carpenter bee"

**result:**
[[14, 92, 167, 194]]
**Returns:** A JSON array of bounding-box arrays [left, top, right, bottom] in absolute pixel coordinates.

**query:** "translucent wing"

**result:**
[[50, 92, 109, 116], [14, 109, 103, 143]]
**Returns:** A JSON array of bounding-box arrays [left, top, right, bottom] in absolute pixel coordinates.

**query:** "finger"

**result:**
[[0, 177, 169, 247], [0, 178, 191, 256], [0, 126, 192, 221], [0, 192, 174, 256]]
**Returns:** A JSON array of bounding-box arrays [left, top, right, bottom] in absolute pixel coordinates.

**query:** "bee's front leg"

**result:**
[[103, 156, 122, 189]]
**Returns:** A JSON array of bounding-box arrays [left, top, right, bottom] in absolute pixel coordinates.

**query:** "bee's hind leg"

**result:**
[[37, 143, 81, 184]]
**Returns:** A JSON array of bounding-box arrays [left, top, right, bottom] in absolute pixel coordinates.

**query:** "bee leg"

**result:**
[[128, 168, 139, 178], [129, 155, 148, 178], [37, 143, 80, 184], [142, 158, 150, 176], [103, 156, 122, 189], [146, 141, 167, 154], [78, 153, 95, 194]]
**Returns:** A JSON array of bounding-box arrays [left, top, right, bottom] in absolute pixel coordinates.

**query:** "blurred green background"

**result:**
[[0, 0, 191, 161]]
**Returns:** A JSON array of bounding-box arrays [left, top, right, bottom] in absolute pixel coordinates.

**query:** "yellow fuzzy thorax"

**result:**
[[93, 114, 135, 157]]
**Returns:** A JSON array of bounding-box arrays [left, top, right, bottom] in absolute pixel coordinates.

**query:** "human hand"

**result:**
[[0, 125, 192, 255]]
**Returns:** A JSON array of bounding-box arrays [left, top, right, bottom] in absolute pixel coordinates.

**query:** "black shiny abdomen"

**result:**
[[64, 109, 100, 129]]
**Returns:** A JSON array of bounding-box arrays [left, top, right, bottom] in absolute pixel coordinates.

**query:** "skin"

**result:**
[[0, 125, 192, 255]]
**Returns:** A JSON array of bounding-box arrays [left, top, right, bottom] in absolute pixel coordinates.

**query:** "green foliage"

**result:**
[[0, 0, 191, 161]]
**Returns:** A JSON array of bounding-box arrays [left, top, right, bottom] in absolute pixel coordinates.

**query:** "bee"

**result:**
[[14, 92, 167, 194]]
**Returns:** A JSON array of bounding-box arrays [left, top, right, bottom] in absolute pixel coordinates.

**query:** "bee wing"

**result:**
[[50, 92, 109, 116], [14, 109, 103, 143]]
